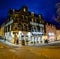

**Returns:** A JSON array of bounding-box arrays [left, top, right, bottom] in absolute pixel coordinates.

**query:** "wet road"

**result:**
[[0, 42, 60, 59]]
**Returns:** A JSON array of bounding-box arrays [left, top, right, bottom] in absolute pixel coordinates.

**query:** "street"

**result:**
[[0, 42, 60, 59]]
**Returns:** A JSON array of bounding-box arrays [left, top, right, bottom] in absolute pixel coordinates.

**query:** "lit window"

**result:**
[[39, 15, 41, 19], [23, 8, 26, 12], [31, 12, 34, 16], [32, 18, 34, 22]]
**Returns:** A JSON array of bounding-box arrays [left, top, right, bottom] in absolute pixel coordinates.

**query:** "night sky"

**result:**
[[0, 0, 60, 28]]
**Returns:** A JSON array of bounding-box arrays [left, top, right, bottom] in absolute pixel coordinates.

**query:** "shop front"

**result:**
[[48, 32, 56, 42], [42, 35, 48, 43], [30, 32, 44, 45], [5, 31, 24, 45], [5, 31, 45, 45]]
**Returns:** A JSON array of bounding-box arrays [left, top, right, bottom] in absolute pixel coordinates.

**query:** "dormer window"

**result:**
[[39, 15, 41, 19], [31, 12, 34, 16], [23, 8, 26, 12], [13, 9, 15, 12], [32, 18, 34, 22], [40, 21, 41, 23], [34, 19, 36, 22]]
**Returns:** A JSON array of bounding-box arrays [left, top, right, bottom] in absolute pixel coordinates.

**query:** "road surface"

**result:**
[[0, 42, 60, 59]]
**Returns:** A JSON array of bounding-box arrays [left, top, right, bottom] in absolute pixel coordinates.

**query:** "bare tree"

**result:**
[[55, 3, 60, 23]]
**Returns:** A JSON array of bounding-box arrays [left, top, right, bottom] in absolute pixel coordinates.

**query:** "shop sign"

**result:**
[[32, 32, 43, 35], [48, 32, 55, 36]]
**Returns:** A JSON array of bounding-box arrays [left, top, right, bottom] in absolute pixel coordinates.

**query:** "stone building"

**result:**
[[45, 22, 56, 42], [2, 6, 45, 45], [1, 6, 57, 45], [56, 29, 60, 40]]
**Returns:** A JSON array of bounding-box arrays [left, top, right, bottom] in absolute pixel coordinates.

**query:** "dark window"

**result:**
[[8, 25, 10, 31], [4, 27, 7, 32]]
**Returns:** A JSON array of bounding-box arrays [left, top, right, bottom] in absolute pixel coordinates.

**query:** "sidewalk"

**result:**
[[48, 40, 60, 44], [0, 39, 22, 47], [0, 39, 60, 47], [28, 41, 60, 46]]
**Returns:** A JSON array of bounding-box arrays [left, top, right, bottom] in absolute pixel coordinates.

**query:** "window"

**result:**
[[39, 15, 41, 18], [31, 12, 34, 16], [8, 25, 10, 31], [34, 19, 36, 22], [32, 18, 34, 22], [23, 8, 26, 12], [40, 27, 43, 32], [4, 27, 7, 32], [22, 15, 24, 19], [14, 23, 18, 30]]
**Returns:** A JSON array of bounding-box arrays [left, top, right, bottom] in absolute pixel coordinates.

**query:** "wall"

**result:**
[[56, 30, 60, 40], [0, 24, 5, 38], [45, 23, 56, 42]]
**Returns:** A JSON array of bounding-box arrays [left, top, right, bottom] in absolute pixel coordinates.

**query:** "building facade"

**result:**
[[3, 6, 45, 45], [1, 6, 57, 45], [56, 29, 60, 40], [45, 22, 56, 42], [0, 24, 5, 38]]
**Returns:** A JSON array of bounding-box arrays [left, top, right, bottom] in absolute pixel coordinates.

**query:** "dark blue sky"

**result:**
[[0, 0, 60, 28]]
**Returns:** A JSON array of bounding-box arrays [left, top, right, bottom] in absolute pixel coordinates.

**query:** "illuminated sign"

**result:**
[[30, 22, 44, 27], [32, 32, 43, 35], [48, 32, 55, 36], [5, 20, 13, 26]]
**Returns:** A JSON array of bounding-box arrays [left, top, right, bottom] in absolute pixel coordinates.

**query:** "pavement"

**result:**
[[0, 39, 60, 59], [0, 39, 60, 47], [0, 43, 60, 59], [0, 39, 22, 47], [28, 40, 60, 47]]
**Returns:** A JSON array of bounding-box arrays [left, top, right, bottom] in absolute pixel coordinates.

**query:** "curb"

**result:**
[[0, 40, 22, 47]]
